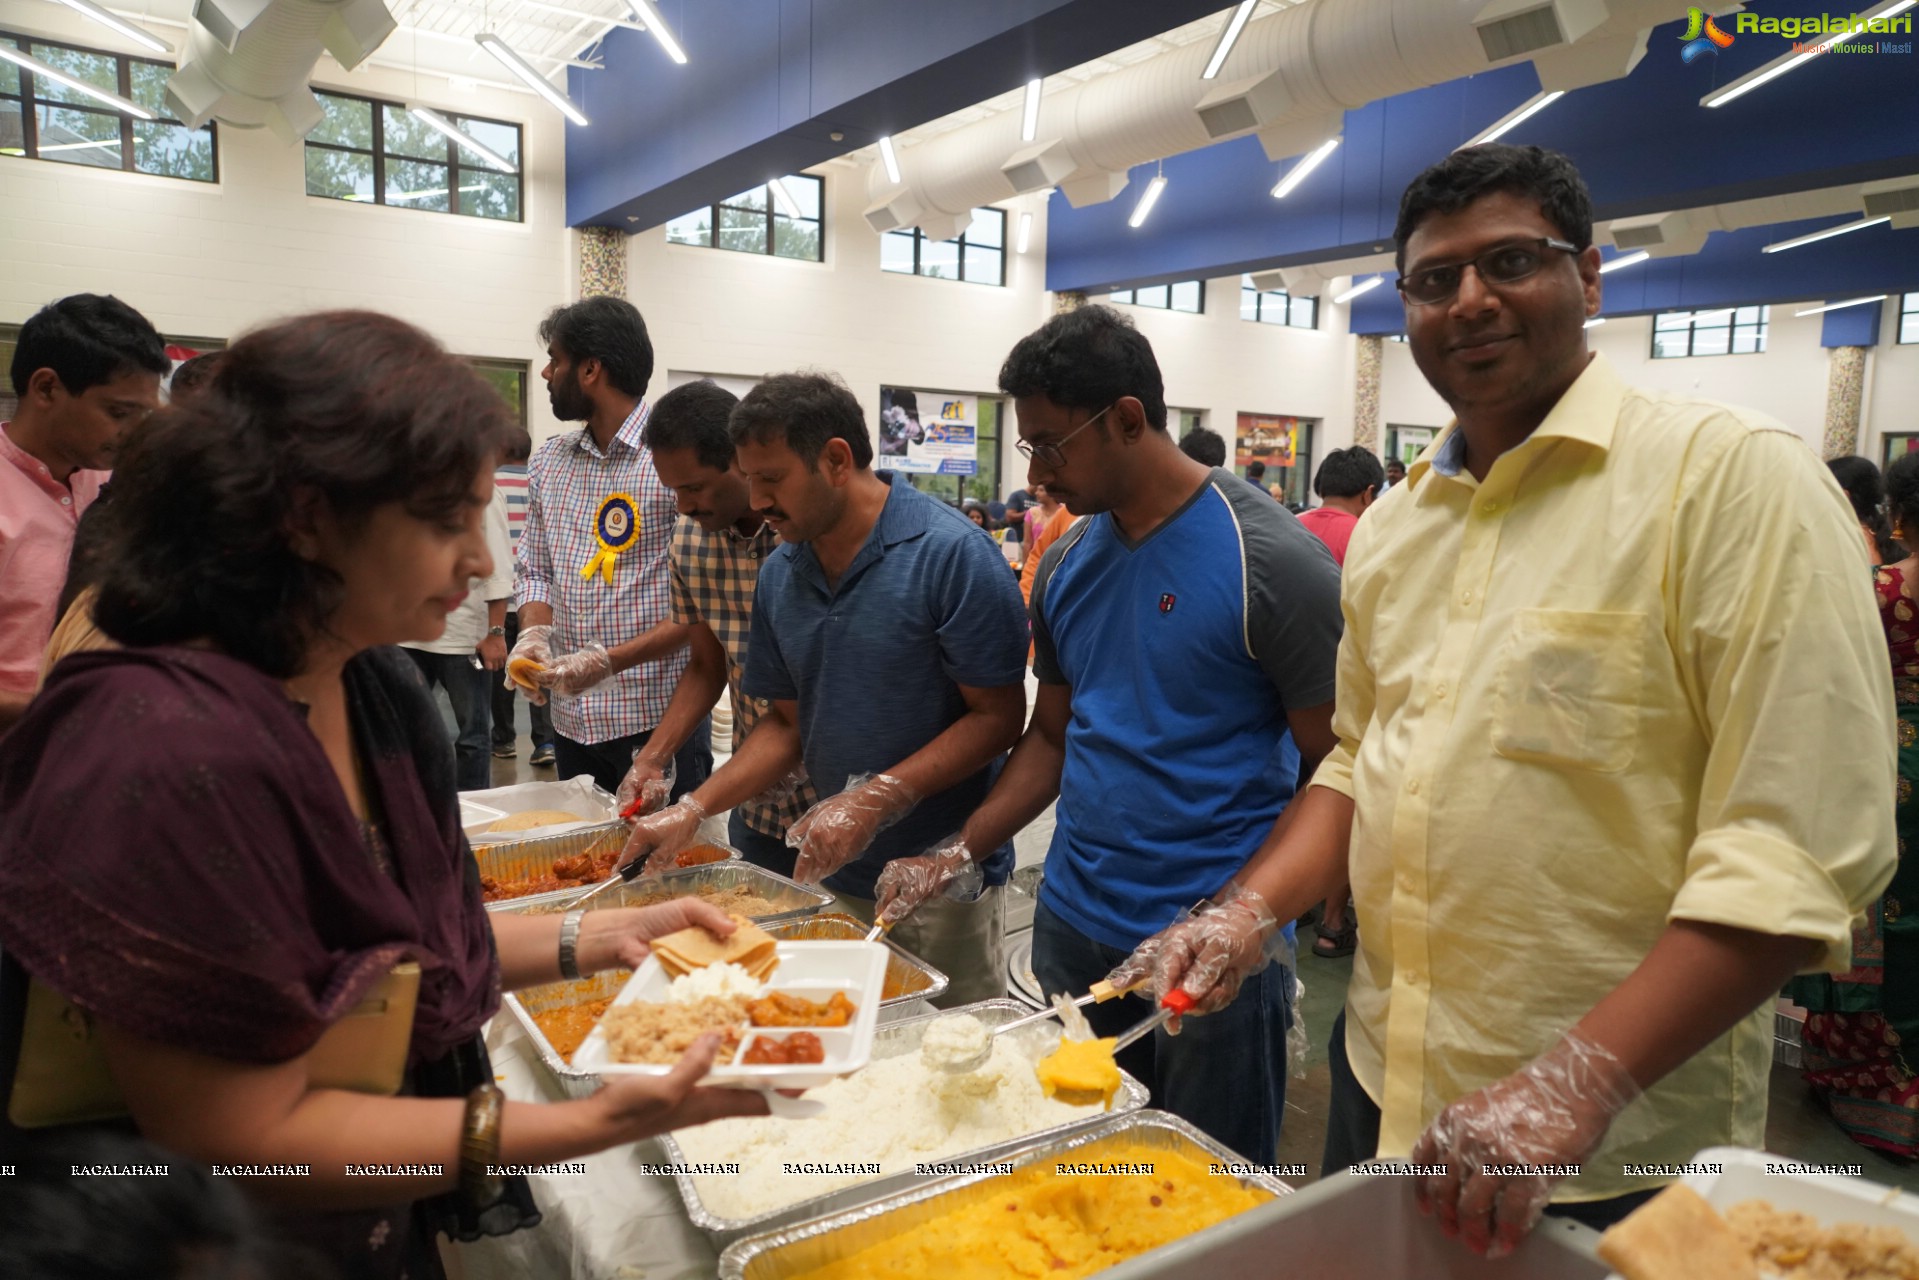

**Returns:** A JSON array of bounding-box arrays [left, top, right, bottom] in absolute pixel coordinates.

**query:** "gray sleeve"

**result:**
[[1026, 518, 1090, 687], [1216, 474, 1343, 710]]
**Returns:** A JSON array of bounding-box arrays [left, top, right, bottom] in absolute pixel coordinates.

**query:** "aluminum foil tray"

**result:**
[[654, 998, 1150, 1249], [500, 911, 946, 1101], [499, 858, 822, 922], [477, 830, 739, 910], [718, 1110, 1289, 1279]]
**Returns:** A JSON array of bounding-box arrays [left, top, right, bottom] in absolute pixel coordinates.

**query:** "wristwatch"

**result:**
[[487, 625, 506, 637]]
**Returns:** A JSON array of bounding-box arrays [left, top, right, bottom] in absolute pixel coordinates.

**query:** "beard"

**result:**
[[548, 371, 593, 422]]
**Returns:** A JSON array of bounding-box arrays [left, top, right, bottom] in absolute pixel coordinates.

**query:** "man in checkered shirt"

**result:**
[[616, 379, 817, 871], [508, 297, 712, 798]]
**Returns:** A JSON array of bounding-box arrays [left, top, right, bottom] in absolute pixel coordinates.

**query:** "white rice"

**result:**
[[670, 1026, 1095, 1220], [918, 1013, 993, 1070], [665, 962, 763, 1004]]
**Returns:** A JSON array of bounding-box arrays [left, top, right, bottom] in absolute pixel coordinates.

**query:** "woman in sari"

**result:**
[[1793, 450, 1919, 1154], [0, 312, 765, 1276]]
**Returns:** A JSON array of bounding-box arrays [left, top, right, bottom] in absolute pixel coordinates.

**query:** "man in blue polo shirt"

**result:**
[[620, 371, 1028, 1005], [875, 306, 1342, 1162]]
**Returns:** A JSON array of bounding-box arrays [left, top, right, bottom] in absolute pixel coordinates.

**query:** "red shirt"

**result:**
[[0, 423, 105, 695], [1296, 505, 1358, 567]]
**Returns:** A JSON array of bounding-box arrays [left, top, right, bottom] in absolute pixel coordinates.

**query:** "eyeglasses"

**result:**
[[1396, 237, 1579, 306], [1016, 401, 1115, 469]]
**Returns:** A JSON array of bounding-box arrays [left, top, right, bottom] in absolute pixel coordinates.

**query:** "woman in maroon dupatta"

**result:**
[[0, 312, 765, 1278]]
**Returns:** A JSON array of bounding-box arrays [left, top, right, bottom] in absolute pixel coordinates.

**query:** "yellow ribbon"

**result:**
[[580, 492, 639, 586]]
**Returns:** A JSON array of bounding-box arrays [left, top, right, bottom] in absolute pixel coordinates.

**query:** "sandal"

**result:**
[[1313, 919, 1357, 959]]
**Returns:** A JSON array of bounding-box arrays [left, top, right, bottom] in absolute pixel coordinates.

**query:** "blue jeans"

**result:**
[[1031, 897, 1290, 1164], [404, 649, 492, 792], [728, 809, 797, 878]]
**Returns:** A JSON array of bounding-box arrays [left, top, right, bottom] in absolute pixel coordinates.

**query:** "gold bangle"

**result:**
[[459, 1083, 505, 1206]]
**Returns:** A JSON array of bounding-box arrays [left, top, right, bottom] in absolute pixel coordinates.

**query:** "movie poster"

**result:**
[[877, 386, 979, 475]]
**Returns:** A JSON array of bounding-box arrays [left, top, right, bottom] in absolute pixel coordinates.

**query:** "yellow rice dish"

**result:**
[[1034, 1037, 1122, 1111], [792, 1143, 1267, 1280]]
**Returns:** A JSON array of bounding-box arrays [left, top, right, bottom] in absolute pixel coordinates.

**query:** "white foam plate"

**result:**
[[573, 940, 888, 1092]]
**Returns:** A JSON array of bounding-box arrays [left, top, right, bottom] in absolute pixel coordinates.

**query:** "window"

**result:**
[[1651, 306, 1769, 358], [881, 208, 1006, 286], [0, 32, 215, 181], [1901, 292, 1919, 345], [305, 91, 521, 221], [665, 175, 823, 262], [1110, 281, 1204, 313], [468, 358, 529, 427], [1240, 276, 1317, 328]]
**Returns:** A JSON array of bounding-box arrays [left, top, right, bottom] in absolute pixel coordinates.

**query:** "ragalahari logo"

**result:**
[[1679, 7, 1736, 61]]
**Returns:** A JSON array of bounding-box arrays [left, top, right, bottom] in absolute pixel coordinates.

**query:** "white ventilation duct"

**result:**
[[864, 0, 1710, 236], [167, 0, 397, 143]]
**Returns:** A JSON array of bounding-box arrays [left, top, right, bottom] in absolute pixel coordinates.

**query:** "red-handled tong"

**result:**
[[1111, 989, 1197, 1052]]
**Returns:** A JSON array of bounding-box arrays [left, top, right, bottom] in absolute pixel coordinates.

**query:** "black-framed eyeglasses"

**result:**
[[1016, 401, 1115, 469], [1396, 237, 1579, 306]]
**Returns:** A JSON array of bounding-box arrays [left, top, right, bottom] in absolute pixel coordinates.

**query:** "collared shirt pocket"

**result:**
[[1491, 609, 1647, 773]]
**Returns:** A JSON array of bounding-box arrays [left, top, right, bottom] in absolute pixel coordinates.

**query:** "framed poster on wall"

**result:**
[[1235, 412, 1317, 506], [878, 386, 979, 476]]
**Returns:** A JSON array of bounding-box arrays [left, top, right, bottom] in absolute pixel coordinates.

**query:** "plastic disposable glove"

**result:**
[[873, 834, 985, 927], [537, 642, 615, 699], [786, 773, 920, 885], [1101, 883, 1278, 1032], [1410, 1032, 1641, 1259], [504, 623, 554, 705], [617, 756, 677, 819], [617, 795, 709, 876]]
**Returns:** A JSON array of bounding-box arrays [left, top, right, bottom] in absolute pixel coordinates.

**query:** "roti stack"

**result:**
[[1597, 1184, 1758, 1280], [651, 914, 779, 982], [506, 656, 545, 692]]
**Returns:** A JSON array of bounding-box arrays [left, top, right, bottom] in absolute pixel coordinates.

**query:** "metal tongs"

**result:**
[[556, 791, 672, 912]]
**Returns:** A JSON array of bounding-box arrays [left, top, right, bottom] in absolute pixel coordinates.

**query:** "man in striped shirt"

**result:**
[[508, 297, 711, 798], [490, 427, 553, 764], [618, 379, 817, 870]]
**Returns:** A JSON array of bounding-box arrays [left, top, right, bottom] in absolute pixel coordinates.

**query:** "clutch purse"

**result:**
[[8, 962, 421, 1129]]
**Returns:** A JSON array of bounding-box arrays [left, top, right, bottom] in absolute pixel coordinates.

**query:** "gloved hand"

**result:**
[[505, 623, 555, 705], [617, 755, 677, 820], [786, 773, 920, 886], [618, 796, 709, 876], [1410, 1032, 1641, 1259], [1101, 883, 1278, 1032], [537, 642, 615, 699], [873, 834, 985, 927]]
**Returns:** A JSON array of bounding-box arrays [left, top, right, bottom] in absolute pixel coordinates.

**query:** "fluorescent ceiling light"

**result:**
[[476, 33, 588, 126], [1017, 210, 1033, 254], [0, 42, 152, 118], [1706, 0, 1915, 106], [629, 0, 687, 65], [1762, 215, 1891, 253], [1271, 137, 1339, 199], [878, 135, 901, 185], [409, 106, 517, 172], [1202, 0, 1258, 79], [1021, 77, 1043, 142], [1583, 317, 1606, 328], [1597, 250, 1649, 274], [1459, 90, 1563, 149], [769, 176, 801, 218], [1128, 173, 1167, 228], [1333, 275, 1384, 305], [50, 0, 170, 54], [1795, 295, 1888, 318]]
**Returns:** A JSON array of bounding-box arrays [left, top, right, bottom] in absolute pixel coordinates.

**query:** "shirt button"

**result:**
[[1403, 968, 1424, 987], [1407, 780, 1421, 796], [1459, 589, 1473, 606], [61, 496, 72, 506], [1481, 499, 1500, 515], [1396, 872, 1414, 894], [1433, 682, 1447, 700]]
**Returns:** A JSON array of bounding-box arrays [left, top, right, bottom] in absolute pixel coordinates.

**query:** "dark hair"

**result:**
[[501, 426, 533, 465], [537, 296, 654, 397], [642, 380, 740, 471], [92, 311, 513, 678], [890, 388, 918, 413], [1245, 459, 1266, 480], [1316, 446, 1387, 499], [1393, 144, 1594, 273], [166, 351, 222, 401], [729, 372, 872, 469], [10, 293, 167, 397], [997, 304, 1167, 432], [1386, 456, 1407, 473], [1884, 453, 1919, 553], [1178, 427, 1226, 468]]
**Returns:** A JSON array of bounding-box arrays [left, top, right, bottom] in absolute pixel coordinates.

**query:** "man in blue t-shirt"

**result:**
[[875, 306, 1343, 1163], [620, 371, 1029, 1005]]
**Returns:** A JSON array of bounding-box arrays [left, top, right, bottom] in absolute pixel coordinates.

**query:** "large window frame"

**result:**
[[665, 175, 824, 262], [1110, 281, 1205, 313], [468, 357, 529, 427], [1651, 306, 1769, 358], [1240, 275, 1317, 329], [881, 208, 1008, 287], [1900, 292, 1919, 345], [0, 31, 217, 182], [305, 88, 522, 222]]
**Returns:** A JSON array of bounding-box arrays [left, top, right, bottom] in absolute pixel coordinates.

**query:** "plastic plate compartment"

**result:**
[[1597, 1146, 1919, 1280], [651, 998, 1151, 1249], [717, 1111, 1291, 1280], [573, 941, 889, 1091]]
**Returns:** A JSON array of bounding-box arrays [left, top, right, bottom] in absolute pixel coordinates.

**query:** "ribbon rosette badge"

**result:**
[[1679, 6, 1735, 62], [581, 492, 640, 584]]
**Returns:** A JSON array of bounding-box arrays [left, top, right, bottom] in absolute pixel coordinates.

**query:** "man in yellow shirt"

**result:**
[[1108, 143, 1894, 1255]]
